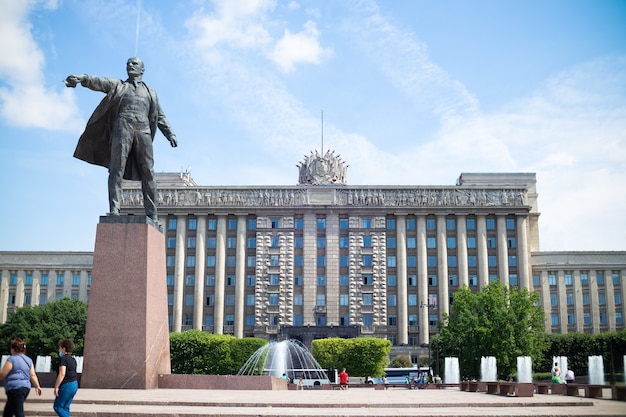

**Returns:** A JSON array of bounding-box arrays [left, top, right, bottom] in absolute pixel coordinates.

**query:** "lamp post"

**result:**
[[420, 301, 436, 377]]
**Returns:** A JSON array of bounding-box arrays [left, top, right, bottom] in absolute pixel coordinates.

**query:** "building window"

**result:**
[[408, 314, 417, 326], [486, 218, 496, 230], [599, 311, 607, 325], [468, 256, 477, 268], [339, 294, 349, 306], [449, 275, 458, 286], [566, 292, 574, 305], [408, 294, 417, 306], [316, 314, 327, 326], [227, 276, 235, 286], [407, 218, 416, 230], [294, 275, 303, 285], [205, 315, 214, 326], [533, 275, 540, 287], [428, 275, 437, 286], [207, 218, 217, 230], [247, 256, 255, 267], [168, 218, 177, 230], [582, 292, 590, 305], [185, 293, 194, 306], [407, 256, 416, 267], [187, 237, 196, 249], [56, 274, 64, 286], [615, 293, 622, 305], [427, 256, 436, 268], [408, 275, 416, 286], [340, 275, 349, 286], [207, 237, 216, 248], [509, 274, 518, 286], [405, 237, 414, 249], [583, 312, 591, 325], [448, 256, 457, 268], [551, 313, 559, 326], [295, 218, 303, 229], [612, 271, 621, 286], [39, 293, 47, 305], [447, 237, 456, 249], [362, 218, 371, 228], [550, 293, 558, 306], [506, 218, 515, 230], [507, 237, 516, 248], [317, 256, 326, 267], [228, 219, 237, 230], [317, 237, 326, 248], [596, 272, 605, 285], [339, 218, 349, 229], [426, 218, 435, 230], [317, 275, 326, 286], [247, 275, 255, 286], [339, 237, 349, 248], [388, 315, 397, 326], [466, 218, 476, 230], [363, 235, 372, 247], [24, 293, 32, 305], [446, 218, 456, 230], [206, 294, 214, 306], [388, 294, 397, 306], [226, 237, 236, 249], [487, 237, 496, 249], [294, 294, 303, 306], [340, 315, 350, 326], [467, 237, 476, 249], [598, 292, 606, 305], [72, 273, 80, 286], [340, 256, 349, 267], [25, 273, 33, 285], [580, 272, 589, 285], [168, 294, 174, 306], [294, 236, 303, 248], [206, 275, 215, 286], [317, 218, 326, 230], [316, 294, 326, 306], [363, 293, 373, 305], [388, 256, 396, 267], [362, 255, 372, 266], [246, 315, 255, 326], [294, 314, 303, 326], [363, 314, 373, 326], [269, 294, 279, 305], [508, 256, 517, 267], [186, 275, 194, 286], [387, 218, 396, 230], [616, 312, 623, 325], [268, 274, 278, 285], [225, 314, 235, 326], [363, 274, 373, 285], [549, 273, 556, 286], [167, 237, 176, 248], [427, 237, 436, 249], [469, 275, 477, 286], [270, 255, 280, 266], [567, 312, 575, 325], [248, 218, 256, 230], [188, 218, 197, 230], [247, 294, 255, 306], [387, 275, 397, 286], [187, 256, 196, 267], [167, 256, 176, 267]]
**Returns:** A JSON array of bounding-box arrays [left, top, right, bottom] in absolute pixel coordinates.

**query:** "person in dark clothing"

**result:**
[[53, 339, 78, 417]]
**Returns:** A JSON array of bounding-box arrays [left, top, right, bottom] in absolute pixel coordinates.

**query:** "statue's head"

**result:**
[[126, 57, 145, 77]]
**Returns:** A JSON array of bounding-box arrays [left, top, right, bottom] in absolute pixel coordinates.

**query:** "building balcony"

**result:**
[[203, 325, 214, 332], [267, 304, 280, 313], [361, 305, 374, 313], [223, 325, 234, 334], [266, 325, 280, 334], [315, 305, 327, 313], [361, 325, 375, 334]]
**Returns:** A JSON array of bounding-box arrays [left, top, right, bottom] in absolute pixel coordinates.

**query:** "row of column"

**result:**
[[394, 213, 531, 345]]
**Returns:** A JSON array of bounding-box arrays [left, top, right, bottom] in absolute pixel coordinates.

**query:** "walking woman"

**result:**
[[0, 338, 43, 417], [53, 339, 78, 417]]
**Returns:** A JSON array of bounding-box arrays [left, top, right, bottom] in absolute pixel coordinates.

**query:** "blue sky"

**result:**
[[1, 0, 625, 252]]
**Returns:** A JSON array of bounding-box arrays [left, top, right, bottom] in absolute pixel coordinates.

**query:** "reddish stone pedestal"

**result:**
[[81, 216, 171, 389]]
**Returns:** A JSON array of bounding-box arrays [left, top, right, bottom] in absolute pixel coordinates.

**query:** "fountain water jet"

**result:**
[[588, 355, 605, 385], [480, 356, 497, 382], [238, 339, 329, 386], [444, 357, 460, 384], [516, 356, 532, 383]]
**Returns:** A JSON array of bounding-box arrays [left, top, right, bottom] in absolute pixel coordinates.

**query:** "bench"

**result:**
[[468, 381, 487, 392], [565, 383, 581, 396], [584, 385, 605, 399], [485, 382, 533, 397], [486, 382, 499, 394], [534, 382, 551, 394]]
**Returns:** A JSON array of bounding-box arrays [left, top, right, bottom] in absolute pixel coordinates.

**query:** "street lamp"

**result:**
[[420, 301, 436, 377]]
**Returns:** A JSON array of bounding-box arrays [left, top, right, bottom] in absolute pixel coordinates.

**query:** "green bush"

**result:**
[[169, 330, 267, 374]]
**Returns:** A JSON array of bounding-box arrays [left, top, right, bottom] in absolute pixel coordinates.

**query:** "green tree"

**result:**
[[437, 281, 547, 379], [389, 355, 412, 368], [312, 337, 391, 378], [0, 298, 88, 361]]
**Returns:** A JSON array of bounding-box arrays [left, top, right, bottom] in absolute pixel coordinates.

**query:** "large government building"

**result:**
[[1, 151, 624, 361]]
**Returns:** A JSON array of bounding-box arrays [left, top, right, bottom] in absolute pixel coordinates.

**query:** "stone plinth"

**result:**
[[81, 216, 171, 389]]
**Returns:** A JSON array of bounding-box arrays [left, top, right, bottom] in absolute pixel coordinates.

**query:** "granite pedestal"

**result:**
[[81, 216, 171, 389]]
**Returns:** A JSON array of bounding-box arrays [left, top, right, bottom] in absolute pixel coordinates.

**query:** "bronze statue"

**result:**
[[65, 57, 177, 220]]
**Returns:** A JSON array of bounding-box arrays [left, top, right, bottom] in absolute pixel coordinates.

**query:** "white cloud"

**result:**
[[0, 0, 82, 132], [268, 21, 332, 72]]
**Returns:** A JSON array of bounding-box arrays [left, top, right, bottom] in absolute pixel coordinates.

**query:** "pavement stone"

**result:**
[[14, 386, 626, 416]]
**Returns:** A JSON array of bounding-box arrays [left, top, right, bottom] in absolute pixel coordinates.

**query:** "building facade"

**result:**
[[1, 154, 624, 360]]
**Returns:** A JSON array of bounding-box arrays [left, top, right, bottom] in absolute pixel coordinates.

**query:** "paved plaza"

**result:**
[[16, 386, 626, 416]]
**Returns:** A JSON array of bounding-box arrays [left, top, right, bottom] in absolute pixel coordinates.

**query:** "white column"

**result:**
[[557, 270, 567, 334], [590, 271, 600, 334], [302, 213, 317, 325], [516, 215, 531, 290], [476, 215, 489, 288], [214, 215, 227, 334], [416, 216, 428, 344], [15, 270, 25, 308], [173, 215, 186, 332], [573, 271, 584, 332], [436, 216, 449, 320], [0, 271, 9, 323], [234, 215, 247, 338], [606, 271, 616, 332], [32, 271, 41, 306], [496, 215, 509, 285], [456, 215, 468, 287], [194, 215, 207, 330], [396, 214, 408, 346]]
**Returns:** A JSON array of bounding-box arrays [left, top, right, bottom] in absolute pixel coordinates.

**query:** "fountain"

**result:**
[[480, 356, 497, 382], [238, 339, 330, 386], [552, 356, 568, 379], [444, 357, 460, 384], [588, 355, 605, 385], [35, 355, 51, 373], [516, 356, 532, 383]]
